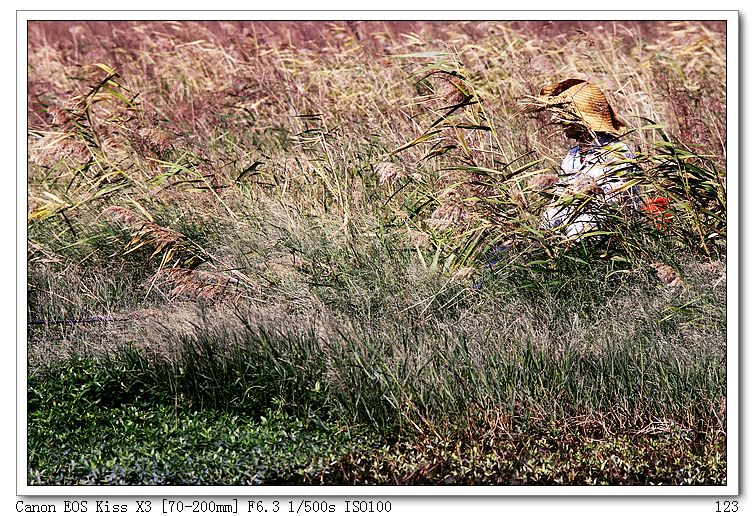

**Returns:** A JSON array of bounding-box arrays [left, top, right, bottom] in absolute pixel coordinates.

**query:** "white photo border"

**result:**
[[17, 9, 739, 500]]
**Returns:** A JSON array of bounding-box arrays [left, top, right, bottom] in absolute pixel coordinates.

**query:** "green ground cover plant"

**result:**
[[27, 20, 727, 485]]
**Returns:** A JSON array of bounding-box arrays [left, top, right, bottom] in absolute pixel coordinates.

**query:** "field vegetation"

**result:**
[[26, 20, 727, 485]]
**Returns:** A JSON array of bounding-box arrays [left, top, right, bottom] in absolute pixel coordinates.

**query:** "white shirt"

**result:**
[[543, 133, 640, 238]]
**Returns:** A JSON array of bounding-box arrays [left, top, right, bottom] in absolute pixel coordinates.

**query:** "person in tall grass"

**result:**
[[528, 79, 641, 239]]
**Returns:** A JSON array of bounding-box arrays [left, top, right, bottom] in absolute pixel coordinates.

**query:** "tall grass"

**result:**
[[29, 231, 726, 437], [27, 20, 727, 485], [29, 271, 726, 432]]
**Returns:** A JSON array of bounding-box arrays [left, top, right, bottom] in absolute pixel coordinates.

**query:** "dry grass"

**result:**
[[26, 20, 727, 485], [26, 17, 727, 355]]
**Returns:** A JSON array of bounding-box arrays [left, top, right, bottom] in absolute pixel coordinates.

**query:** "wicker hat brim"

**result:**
[[537, 79, 624, 135]]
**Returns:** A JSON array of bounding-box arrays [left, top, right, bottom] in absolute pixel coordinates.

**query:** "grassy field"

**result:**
[[26, 20, 727, 485]]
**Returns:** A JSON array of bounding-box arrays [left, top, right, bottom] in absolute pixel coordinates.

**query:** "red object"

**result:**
[[642, 197, 673, 230]]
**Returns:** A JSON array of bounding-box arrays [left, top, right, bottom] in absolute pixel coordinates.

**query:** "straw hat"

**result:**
[[535, 78, 625, 135]]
